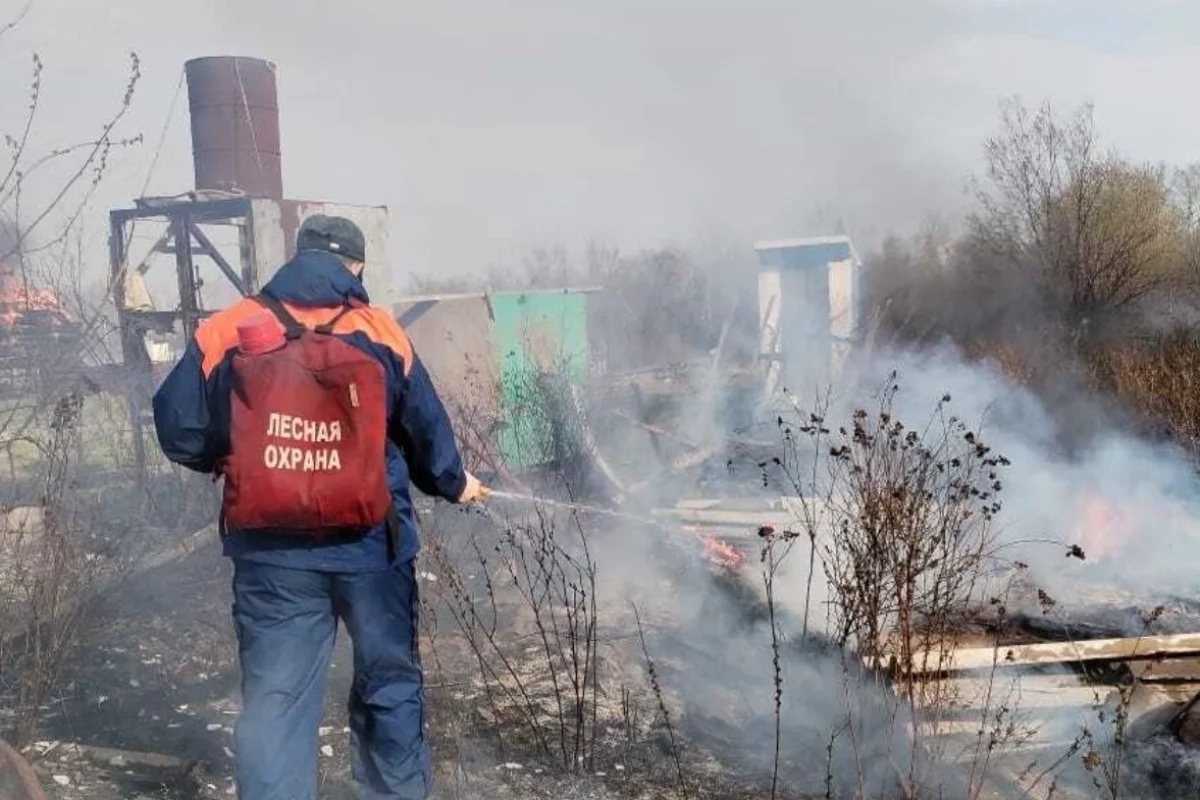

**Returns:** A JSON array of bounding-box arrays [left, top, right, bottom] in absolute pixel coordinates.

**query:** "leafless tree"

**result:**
[[969, 99, 1180, 326], [771, 377, 1017, 796], [0, 20, 143, 749], [0, 45, 141, 449], [1168, 163, 1200, 299]]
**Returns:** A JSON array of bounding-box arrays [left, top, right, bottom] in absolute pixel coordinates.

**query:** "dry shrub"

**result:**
[[865, 101, 1200, 441], [0, 394, 112, 747], [424, 505, 601, 773], [779, 379, 1008, 670], [770, 378, 1017, 797], [1085, 331, 1200, 452], [0, 47, 147, 748], [437, 348, 507, 478], [960, 339, 1042, 388], [969, 100, 1184, 322]]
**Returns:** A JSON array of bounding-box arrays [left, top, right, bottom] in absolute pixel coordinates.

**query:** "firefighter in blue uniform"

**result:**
[[153, 215, 484, 799]]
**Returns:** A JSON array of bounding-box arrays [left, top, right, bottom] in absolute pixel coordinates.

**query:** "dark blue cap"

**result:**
[[296, 214, 366, 263]]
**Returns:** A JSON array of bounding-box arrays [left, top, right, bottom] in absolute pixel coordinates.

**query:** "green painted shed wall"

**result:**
[[488, 290, 591, 467]]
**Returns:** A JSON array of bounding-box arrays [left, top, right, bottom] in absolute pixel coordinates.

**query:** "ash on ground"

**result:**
[[5, 503, 813, 800]]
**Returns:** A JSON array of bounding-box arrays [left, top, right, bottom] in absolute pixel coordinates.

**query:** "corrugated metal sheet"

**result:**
[[754, 236, 857, 271], [394, 293, 501, 469], [248, 199, 390, 302], [828, 257, 857, 377], [249, 199, 286, 283], [392, 289, 596, 471], [755, 235, 863, 393], [490, 290, 591, 468], [757, 270, 783, 399]]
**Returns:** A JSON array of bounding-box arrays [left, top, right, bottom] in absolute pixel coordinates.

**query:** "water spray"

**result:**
[[479, 487, 748, 571], [481, 487, 658, 526]]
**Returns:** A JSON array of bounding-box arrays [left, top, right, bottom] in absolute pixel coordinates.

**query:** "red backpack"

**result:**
[[219, 294, 393, 537]]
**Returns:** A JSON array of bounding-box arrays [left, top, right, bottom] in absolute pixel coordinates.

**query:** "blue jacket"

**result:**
[[151, 250, 467, 571]]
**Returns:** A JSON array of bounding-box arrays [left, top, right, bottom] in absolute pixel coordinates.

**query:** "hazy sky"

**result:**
[[3, 0, 1200, 288]]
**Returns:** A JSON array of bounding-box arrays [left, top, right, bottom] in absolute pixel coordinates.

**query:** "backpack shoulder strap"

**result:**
[[313, 297, 367, 335], [314, 304, 355, 335], [254, 293, 305, 339]]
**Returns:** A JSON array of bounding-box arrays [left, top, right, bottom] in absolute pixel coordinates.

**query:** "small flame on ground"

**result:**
[[701, 534, 746, 570], [1073, 494, 1136, 562]]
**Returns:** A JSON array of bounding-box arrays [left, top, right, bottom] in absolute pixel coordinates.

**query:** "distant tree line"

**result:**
[[867, 99, 1200, 451]]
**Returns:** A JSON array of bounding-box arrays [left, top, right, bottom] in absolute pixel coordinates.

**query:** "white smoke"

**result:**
[[837, 344, 1200, 609], [571, 308, 1200, 795]]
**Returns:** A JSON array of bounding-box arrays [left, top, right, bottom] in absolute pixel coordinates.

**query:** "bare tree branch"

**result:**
[[0, 0, 33, 41], [0, 53, 41, 199], [0, 53, 142, 265], [967, 99, 1180, 326]]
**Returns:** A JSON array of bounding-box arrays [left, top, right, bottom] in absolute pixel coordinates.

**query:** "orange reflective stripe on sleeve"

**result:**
[[361, 306, 416, 375]]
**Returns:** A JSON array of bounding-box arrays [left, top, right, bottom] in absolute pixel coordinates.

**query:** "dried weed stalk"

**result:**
[[769, 374, 1016, 795], [632, 602, 688, 800], [0, 394, 110, 746], [426, 504, 600, 773]]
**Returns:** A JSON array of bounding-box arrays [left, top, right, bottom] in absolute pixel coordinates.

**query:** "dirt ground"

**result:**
[[7, 513, 793, 800], [14, 509, 1197, 799]]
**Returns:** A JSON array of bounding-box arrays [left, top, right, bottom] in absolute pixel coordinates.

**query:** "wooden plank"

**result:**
[[902, 633, 1200, 673], [104, 523, 218, 589], [917, 684, 1196, 736], [1133, 656, 1200, 683], [62, 743, 193, 771], [910, 675, 1107, 712], [916, 719, 1076, 746], [650, 507, 794, 529], [674, 498, 789, 511], [655, 498, 815, 523], [668, 445, 721, 472]]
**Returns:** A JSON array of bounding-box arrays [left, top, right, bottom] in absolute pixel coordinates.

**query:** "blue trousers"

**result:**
[[231, 557, 430, 800]]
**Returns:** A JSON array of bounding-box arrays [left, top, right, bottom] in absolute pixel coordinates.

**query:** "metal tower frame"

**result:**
[[108, 196, 261, 486]]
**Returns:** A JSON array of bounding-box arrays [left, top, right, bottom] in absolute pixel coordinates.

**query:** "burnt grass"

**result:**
[[8, 511, 829, 800], [40, 498, 1200, 799]]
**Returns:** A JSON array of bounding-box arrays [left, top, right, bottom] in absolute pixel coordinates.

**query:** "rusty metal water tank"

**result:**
[[184, 56, 283, 199]]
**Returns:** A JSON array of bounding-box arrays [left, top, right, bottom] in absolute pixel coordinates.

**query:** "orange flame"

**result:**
[[0, 274, 68, 328], [1073, 494, 1137, 562], [702, 535, 746, 570]]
